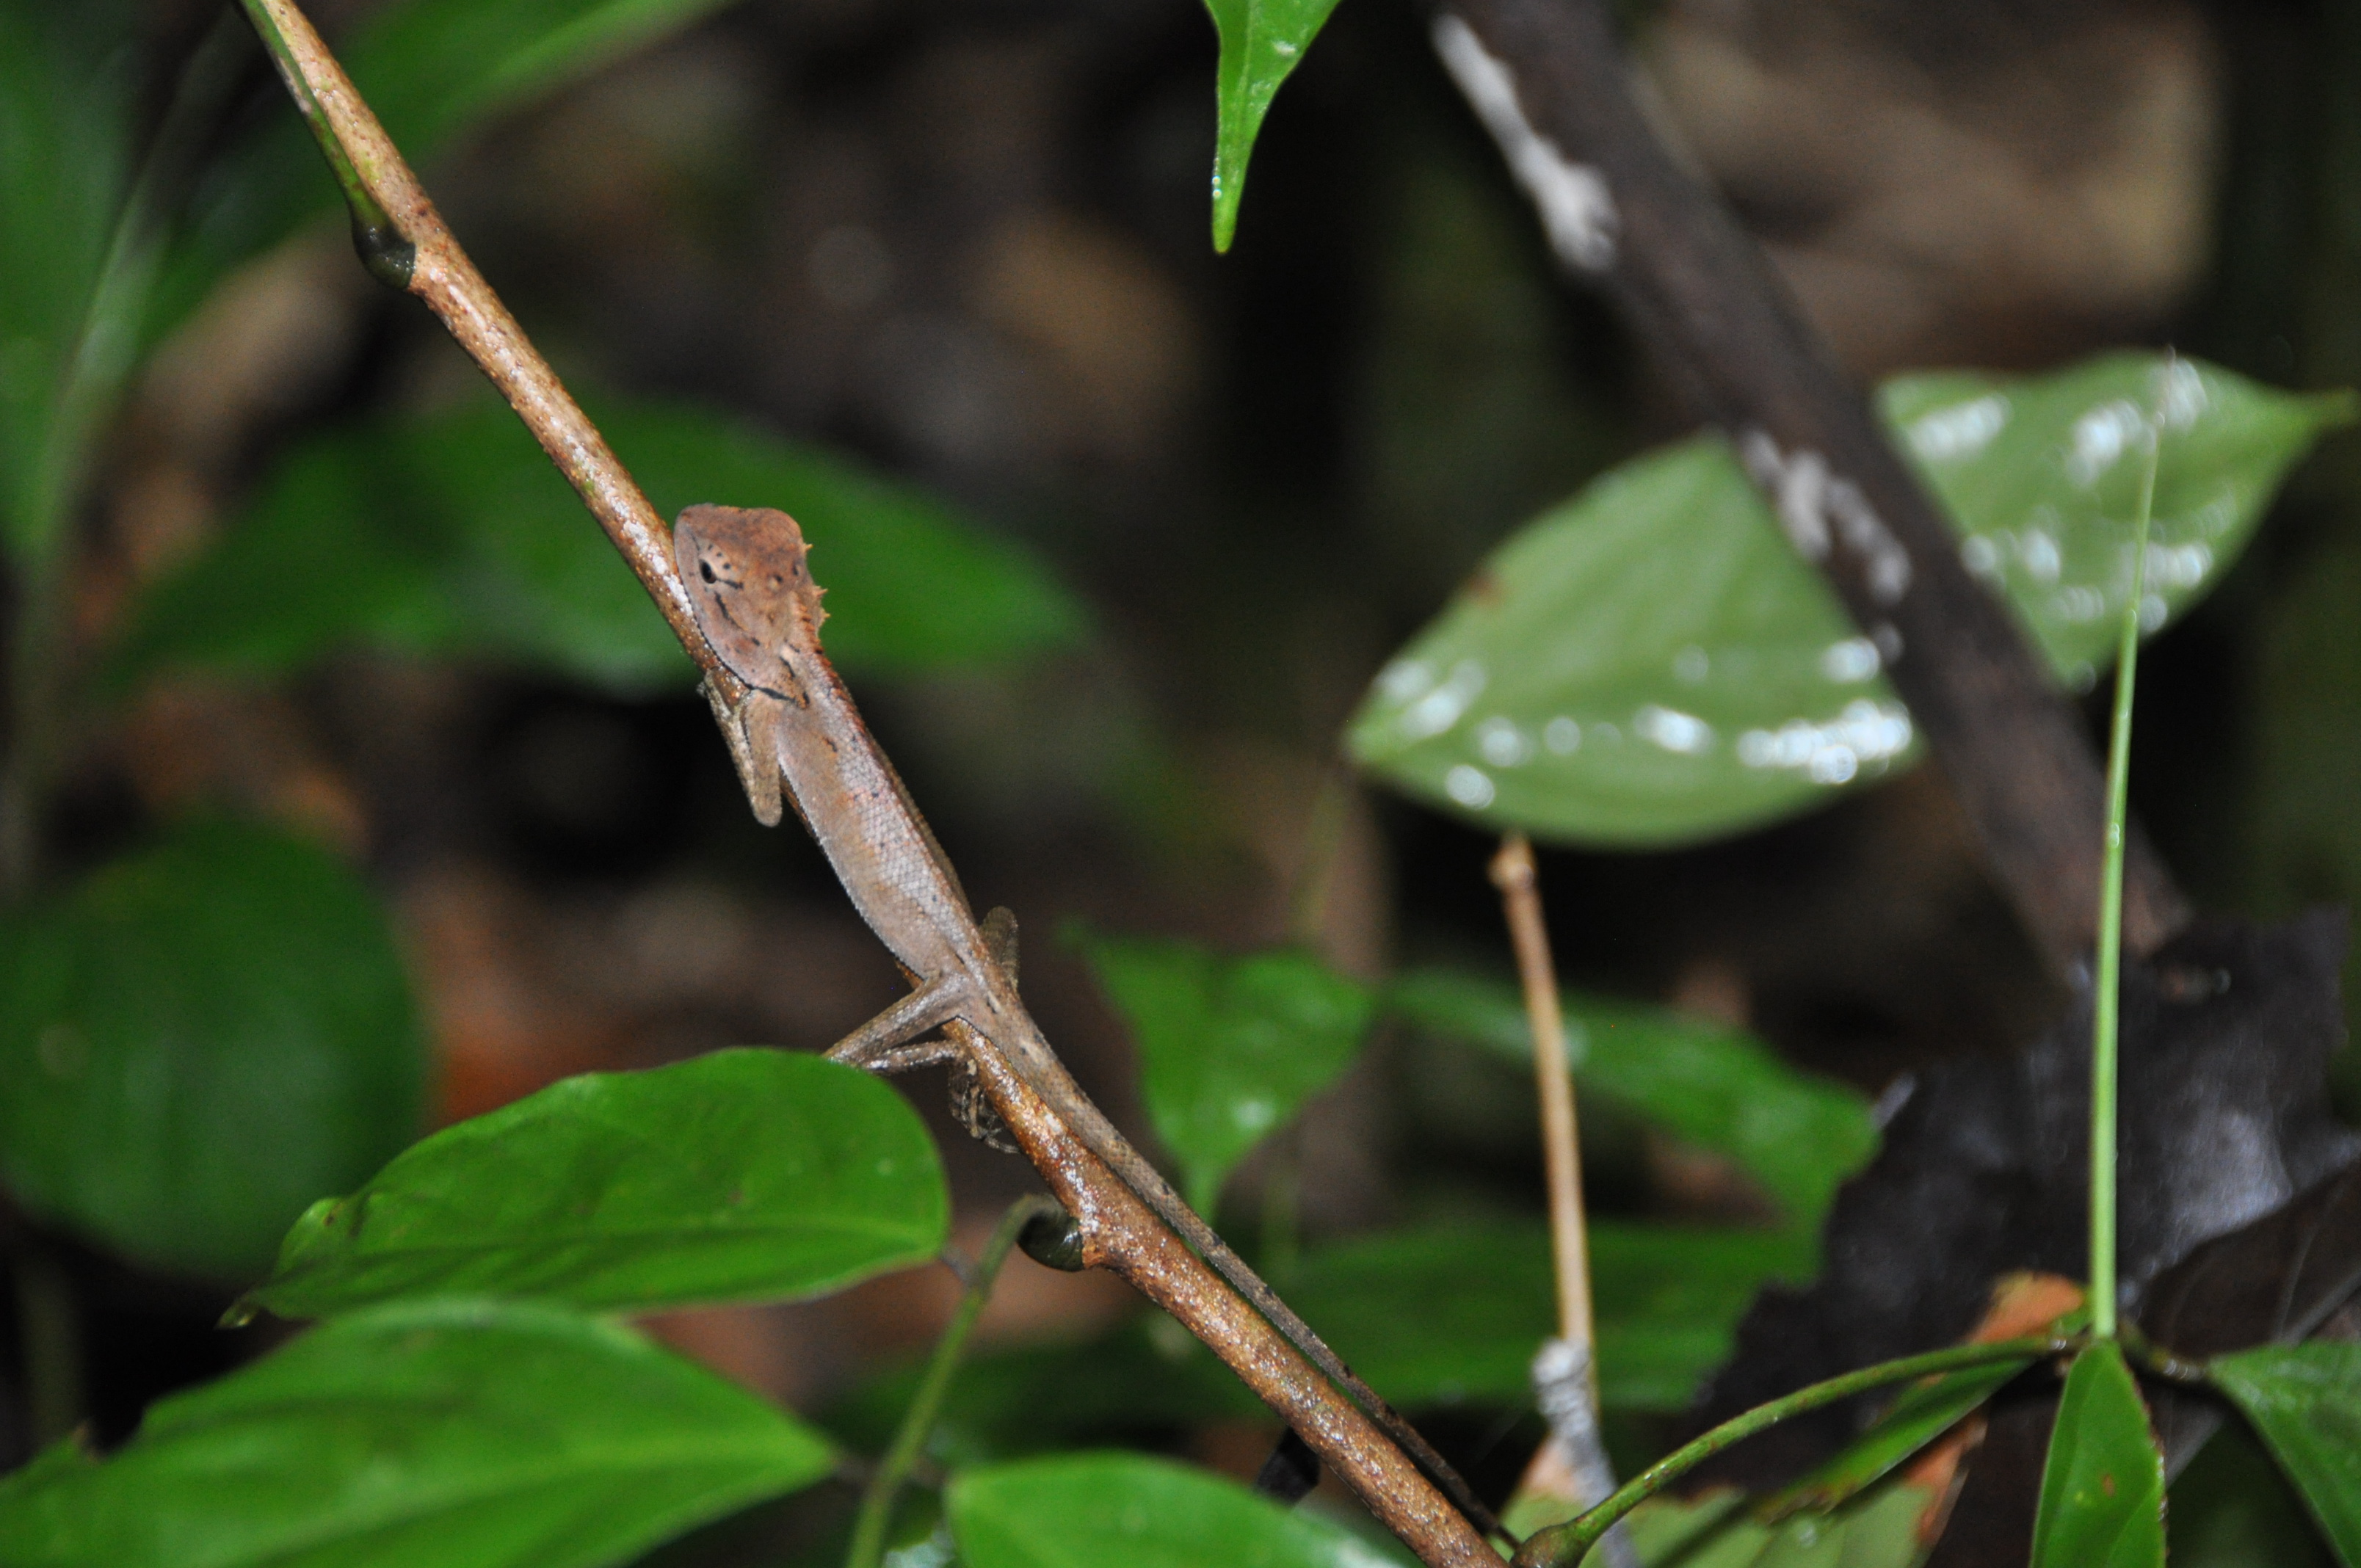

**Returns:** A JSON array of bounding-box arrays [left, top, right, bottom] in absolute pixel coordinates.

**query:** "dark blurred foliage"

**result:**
[[4, 0, 2359, 1557]]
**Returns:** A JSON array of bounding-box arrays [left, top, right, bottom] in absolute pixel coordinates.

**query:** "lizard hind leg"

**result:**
[[826, 974, 969, 1070]]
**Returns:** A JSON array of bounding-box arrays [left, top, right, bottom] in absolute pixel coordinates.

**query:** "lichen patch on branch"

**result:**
[[1432, 15, 1619, 274], [1738, 428, 1914, 608]]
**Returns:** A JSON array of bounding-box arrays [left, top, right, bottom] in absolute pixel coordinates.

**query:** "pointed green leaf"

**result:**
[[0, 820, 424, 1279], [1075, 934, 1374, 1214], [1205, 0, 1345, 252], [1564, 1479, 1934, 1567], [1349, 354, 2354, 845], [115, 396, 1086, 695], [2031, 1341, 2166, 1568], [246, 1049, 947, 1321], [1387, 968, 1875, 1230], [1882, 354, 2356, 689], [2209, 1341, 2361, 1564], [0, 1298, 833, 1568], [950, 1451, 1405, 1568]]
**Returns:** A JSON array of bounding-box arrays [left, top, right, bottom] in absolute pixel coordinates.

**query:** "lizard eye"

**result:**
[[699, 560, 716, 583]]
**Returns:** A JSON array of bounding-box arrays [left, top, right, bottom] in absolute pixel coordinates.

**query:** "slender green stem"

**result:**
[[232, 0, 412, 287], [1512, 1335, 2078, 1568], [13, 1247, 83, 1446], [2089, 416, 2160, 1342], [846, 1196, 1057, 1568]]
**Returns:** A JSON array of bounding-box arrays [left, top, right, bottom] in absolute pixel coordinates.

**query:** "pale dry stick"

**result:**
[[1488, 836, 1633, 1568], [236, 7, 1491, 1561]]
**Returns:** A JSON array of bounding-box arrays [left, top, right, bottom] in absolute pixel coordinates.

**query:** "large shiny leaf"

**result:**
[[246, 1050, 946, 1321], [1076, 935, 1375, 1214], [1884, 355, 2355, 687], [0, 1298, 833, 1568], [1349, 354, 2354, 845], [116, 396, 1086, 695], [949, 1451, 1405, 1568], [0, 820, 424, 1279], [2208, 1342, 2361, 1564], [151, 0, 739, 344], [2031, 1341, 2166, 1568], [1204, 0, 1345, 253], [1387, 968, 1875, 1230]]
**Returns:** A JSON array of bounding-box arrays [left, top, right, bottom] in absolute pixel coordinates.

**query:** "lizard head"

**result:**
[[673, 504, 827, 690]]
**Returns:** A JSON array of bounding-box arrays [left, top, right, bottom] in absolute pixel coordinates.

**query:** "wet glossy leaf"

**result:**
[[2208, 1341, 2361, 1564], [153, 0, 738, 342], [0, 4, 139, 562], [1387, 968, 1876, 1229], [1883, 355, 2357, 689], [1205, 0, 1344, 253], [247, 1049, 946, 1321], [1076, 934, 1374, 1214], [2031, 1341, 2166, 1568], [0, 820, 424, 1279], [0, 1298, 833, 1568], [1283, 1220, 1811, 1412], [117, 396, 1084, 695], [1349, 354, 2352, 845], [949, 1451, 1404, 1568]]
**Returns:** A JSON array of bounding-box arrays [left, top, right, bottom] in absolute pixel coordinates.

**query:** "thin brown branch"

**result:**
[[239, 4, 1486, 1561], [1489, 838, 1632, 1568], [1489, 836, 1594, 1354], [1433, 0, 2189, 972]]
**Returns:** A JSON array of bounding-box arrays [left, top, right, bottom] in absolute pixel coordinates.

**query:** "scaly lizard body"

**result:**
[[674, 504, 1497, 1537]]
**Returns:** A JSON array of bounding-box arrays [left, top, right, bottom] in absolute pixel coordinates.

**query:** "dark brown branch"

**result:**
[[1433, 0, 2189, 971]]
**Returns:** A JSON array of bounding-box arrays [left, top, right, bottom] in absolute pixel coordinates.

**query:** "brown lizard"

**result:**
[[673, 503, 1501, 1539]]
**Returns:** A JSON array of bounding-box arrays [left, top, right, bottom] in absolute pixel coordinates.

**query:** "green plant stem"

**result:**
[[845, 1196, 1056, 1568], [2089, 423, 2160, 1343], [13, 1246, 83, 1446], [1511, 1335, 2078, 1568], [232, 0, 407, 281]]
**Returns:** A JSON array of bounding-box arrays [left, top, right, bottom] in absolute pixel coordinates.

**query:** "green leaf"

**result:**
[[1204, 0, 1344, 252], [116, 396, 1086, 695], [1386, 968, 1876, 1230], [152, 0, 738, 344], [1283, 1220, 1810, 1412], [949, 1451, 1405, 1568], [1765, 1357, 2031, 1519], [1349, 354, 2354, 846], [1568, 1479, 1934, 1567], [2208, 1341, 2361, 1564], [1882, 355, 2357, 689], [1076, 934, 1375, 1214], [0, 4, 139, 562], [246, 1049, 947, 1321], [0, 819, 424, 1278], [0, 1297, 834, 1568], [2031, 1341, 2166, 1568]]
